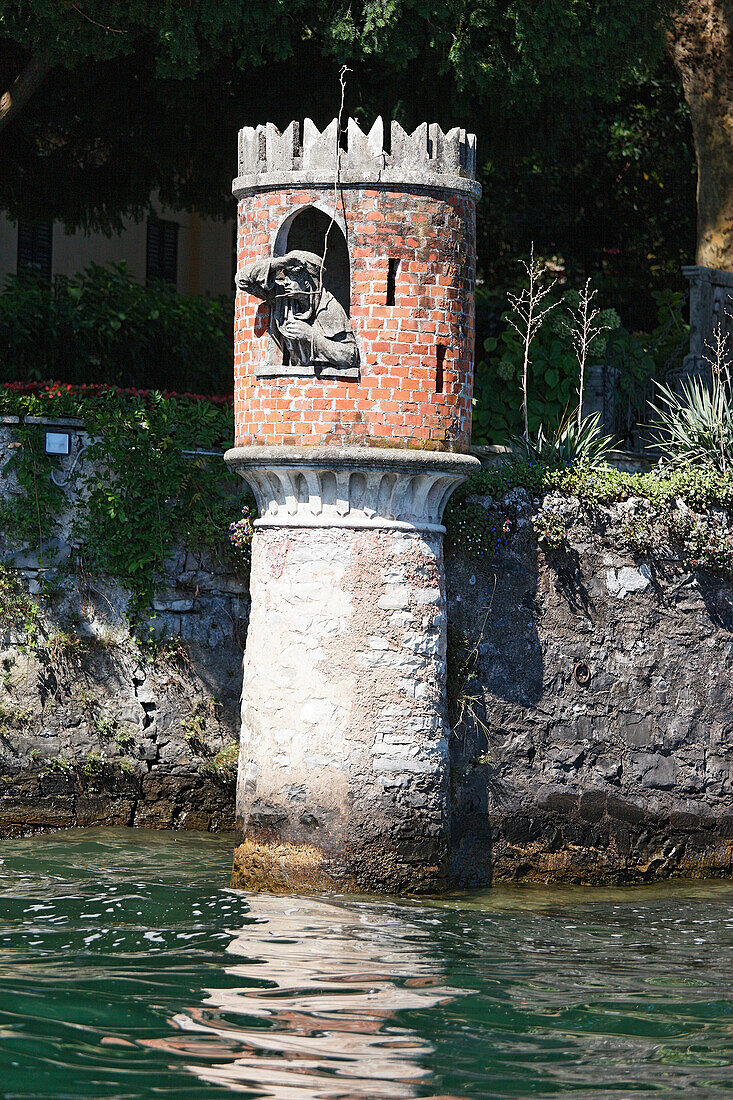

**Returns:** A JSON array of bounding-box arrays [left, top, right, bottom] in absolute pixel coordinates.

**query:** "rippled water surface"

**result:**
[[1, 830, 733, 1098]]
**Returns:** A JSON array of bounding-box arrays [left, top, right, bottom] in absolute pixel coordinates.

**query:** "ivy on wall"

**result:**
[[0, 424, 64, 554], [0, 384, 251, 622]]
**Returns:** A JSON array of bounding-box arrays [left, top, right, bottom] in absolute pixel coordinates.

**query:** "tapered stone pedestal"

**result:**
[[225, 446, 478, 893]]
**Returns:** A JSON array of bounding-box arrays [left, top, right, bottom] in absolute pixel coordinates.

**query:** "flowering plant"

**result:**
[[0, 380, 232, 420], [229, 506, 254, 564]]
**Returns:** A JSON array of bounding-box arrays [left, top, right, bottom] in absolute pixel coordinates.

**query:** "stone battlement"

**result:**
[[234, 118, 479, 196]]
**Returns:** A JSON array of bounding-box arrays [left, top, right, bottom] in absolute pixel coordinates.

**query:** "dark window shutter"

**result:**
[[17, 221, 53, 280], [146, 219, 179, 285]]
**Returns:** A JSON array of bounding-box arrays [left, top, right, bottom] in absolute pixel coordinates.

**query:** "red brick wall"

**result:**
[[234, 185, 476, 452]]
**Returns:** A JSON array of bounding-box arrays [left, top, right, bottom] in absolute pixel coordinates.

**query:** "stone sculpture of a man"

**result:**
[[236, 250, 358, 373]]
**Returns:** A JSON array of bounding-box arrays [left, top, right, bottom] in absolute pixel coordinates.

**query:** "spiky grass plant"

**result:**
[[651, 322, 733, 474], [508, 411, 614, 469]]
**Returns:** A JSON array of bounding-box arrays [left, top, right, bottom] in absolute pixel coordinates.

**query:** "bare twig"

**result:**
[[451, 582, 497, 742], [70, 4, 125, 33], [311, 64, 351, 360], [703, 319, 731, 476], [564, 278, 611, 428], [506, 244, 557, 441]]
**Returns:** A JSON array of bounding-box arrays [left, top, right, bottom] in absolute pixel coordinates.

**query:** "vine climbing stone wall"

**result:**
[[0, 418, 248, 834]]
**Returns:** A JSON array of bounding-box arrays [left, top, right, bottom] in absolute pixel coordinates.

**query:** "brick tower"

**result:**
[[226, 117, 481, 893]]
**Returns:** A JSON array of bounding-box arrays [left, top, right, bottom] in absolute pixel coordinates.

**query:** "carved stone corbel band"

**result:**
[[224, 446, 480, 533]]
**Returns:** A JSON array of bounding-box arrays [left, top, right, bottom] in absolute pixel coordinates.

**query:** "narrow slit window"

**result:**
[[386, 258, 399, 306], [436, 344, 446, 393]]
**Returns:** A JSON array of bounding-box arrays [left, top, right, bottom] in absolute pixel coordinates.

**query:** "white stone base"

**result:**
[[226, 447, 479, 891]]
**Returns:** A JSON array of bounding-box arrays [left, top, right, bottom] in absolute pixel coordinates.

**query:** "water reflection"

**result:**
[[4, 831, 733, 1098], [170, 895, 465, 1099]]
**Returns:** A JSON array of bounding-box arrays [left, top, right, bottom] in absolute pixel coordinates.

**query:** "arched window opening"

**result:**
[[279, 206, 350, 315]]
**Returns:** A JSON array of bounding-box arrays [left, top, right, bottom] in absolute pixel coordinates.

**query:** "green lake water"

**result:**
[[1, 829, 732, 1098]]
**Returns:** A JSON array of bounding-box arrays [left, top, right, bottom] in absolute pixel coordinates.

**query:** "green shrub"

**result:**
[[531, 505, 569, 549], [472, 287, 686, 446], [445, 458, 733, 579], [0, 386, 251, 624], [202, 742, 239, 783], [0, 263, 233, 394], [472, 289, 619, 443]]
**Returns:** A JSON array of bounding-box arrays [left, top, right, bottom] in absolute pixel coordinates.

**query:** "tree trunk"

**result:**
[[668, 1, 733, 268], [0, 55, 47, 135]]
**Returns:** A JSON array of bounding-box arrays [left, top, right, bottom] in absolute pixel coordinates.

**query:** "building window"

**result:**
[[146, 218, 179, 285], [17, 221, 53, 280]]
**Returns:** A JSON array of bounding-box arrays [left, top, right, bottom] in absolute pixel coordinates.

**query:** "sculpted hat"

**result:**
[[270, 250, 324, 279]]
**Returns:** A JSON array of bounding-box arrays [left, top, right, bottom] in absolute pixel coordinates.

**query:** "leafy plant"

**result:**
[[0, 425, 64, 556], [228, 506, 254, 565], [44, 755, 74, 776], [181, 715, 210, 754], [149, 634, 192, 670], [508, 412, 614, 469], [80, 750, 106, 779], [445, 460, 733, 566], [201, 742, 239, 783], [473, 284, 620, 444], [622, 514, 658, 555], [0, 702, 33, 734], [669, 511, 733, 575], [447, 502, 512, 560], [0, 565, 41, 642], [0, 263, 233, 394], [0, 385, 249, 624], [532, 506, 569, 550], [113, 727, 136, 751]]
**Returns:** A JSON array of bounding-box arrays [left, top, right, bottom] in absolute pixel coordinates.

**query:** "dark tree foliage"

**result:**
[[0, 1, 696, 327], [477, 58, 697, 328]]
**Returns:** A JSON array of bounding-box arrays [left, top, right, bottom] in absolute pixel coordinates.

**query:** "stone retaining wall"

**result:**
[[448, 487, 733, 885], [0, 418, 248, 833], [2, 420, 733, 883]]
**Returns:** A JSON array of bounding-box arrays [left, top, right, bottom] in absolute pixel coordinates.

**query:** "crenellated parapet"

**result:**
[[234, 117, 480, 197]]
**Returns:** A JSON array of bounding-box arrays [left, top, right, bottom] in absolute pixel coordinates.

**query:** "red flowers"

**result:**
[[0, 380, 234, 408]]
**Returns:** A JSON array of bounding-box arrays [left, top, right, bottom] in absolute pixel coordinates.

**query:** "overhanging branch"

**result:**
[[0, 55, 48, 135]]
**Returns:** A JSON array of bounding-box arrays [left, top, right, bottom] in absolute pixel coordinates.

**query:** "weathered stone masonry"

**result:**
[[0, 418, 246, 834], [449, 487, 733, 886], [227, 447, 472, 892], [2, 417, 733, 884]]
